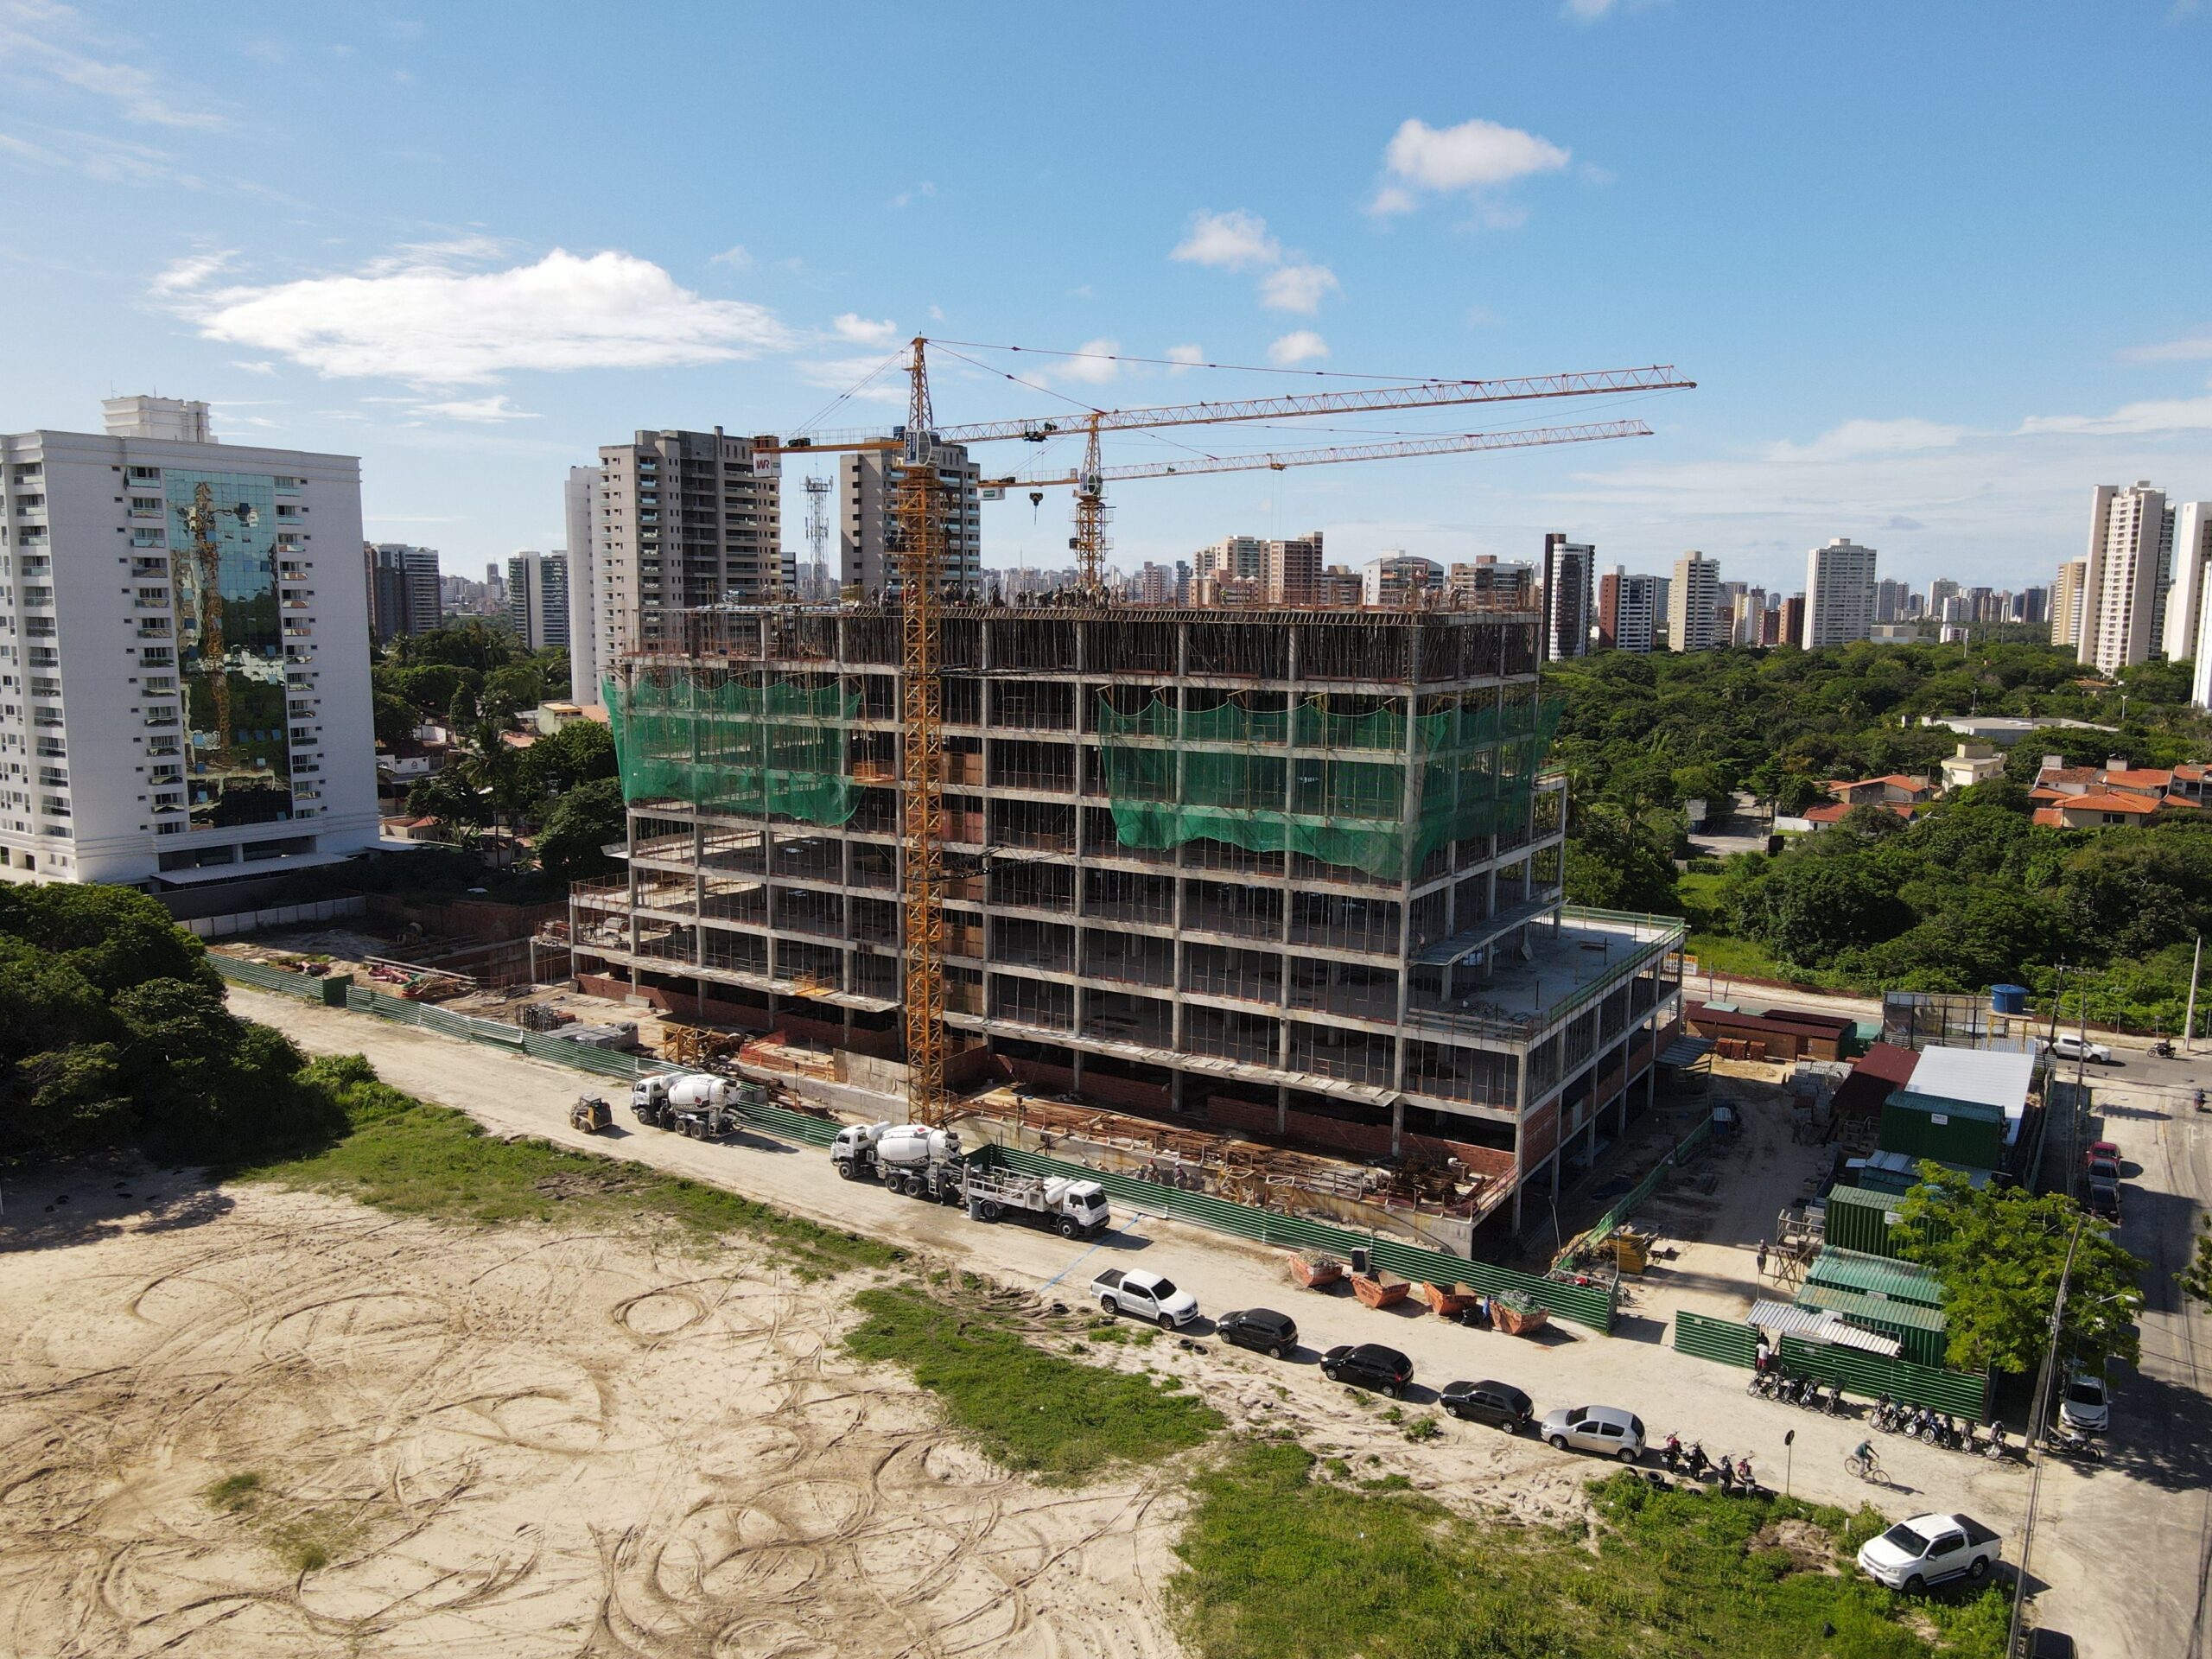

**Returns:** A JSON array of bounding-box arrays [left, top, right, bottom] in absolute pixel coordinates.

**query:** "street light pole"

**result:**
[[2185, 935, 2202, 1056], [2007, 1217, 2087, 1658]]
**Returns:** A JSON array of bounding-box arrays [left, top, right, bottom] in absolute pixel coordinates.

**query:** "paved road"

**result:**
[[2032, 1049, 2212, 1657], [232, 987, 2212, 1650]]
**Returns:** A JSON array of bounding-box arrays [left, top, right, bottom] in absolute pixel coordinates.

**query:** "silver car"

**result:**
[[2058, 1370, 2108, 1434], [1539, 1403, 1646, 1461]]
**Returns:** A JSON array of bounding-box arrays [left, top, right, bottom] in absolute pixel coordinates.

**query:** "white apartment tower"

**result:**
[[1667, 552, 1721, 652], [505, 550, 569, 652], [1541, 533, 1595, 660], [2050, 556, 2088, 651], [2077, 481, 2173, 677], [563, 464, 597, 704], [2162, 499, 2210, 668], [594, 429, 785, 670], [1803, 537, 1879, 648], [839, 442, 981, 596], [0, 401, 378, 887]]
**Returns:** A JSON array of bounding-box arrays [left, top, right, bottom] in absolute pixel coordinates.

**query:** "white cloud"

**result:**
[[1563, 0, 1616, 18], [1165, 343, 1204, 373], [230, 359, 276, 375], [1764, 417, 1967, 461], [410, 394, 538, 423], [2121, 332, 2212, 363], [1259, 263, 1342, 315], [1267, 330, 1328, 367], [888, 180, 937, 209], [0, 0, 226, 128], [162, 245, 793, 385], [1057, 338, 1122, 385], [793, 353, 910, 404], [1171, 209, 1281, 270], [711, 245, 753, 269], [832, 312, 899, 347], [1372, 117, 1572, 216], [2016, 390, 2212, 437], [150, 250, 234, 294]]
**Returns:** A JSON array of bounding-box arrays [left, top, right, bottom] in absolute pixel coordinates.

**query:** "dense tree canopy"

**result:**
[[0, 887, 339, 1164]]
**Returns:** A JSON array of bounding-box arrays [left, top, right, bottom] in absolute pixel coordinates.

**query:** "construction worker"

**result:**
[[1756, 1239, 1769, 1278]]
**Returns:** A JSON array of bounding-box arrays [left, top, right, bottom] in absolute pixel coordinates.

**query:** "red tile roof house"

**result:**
[[2028, 755, 2202, 826], [1825, 774, 1939, 808], [2031, 789, 2184, 829]]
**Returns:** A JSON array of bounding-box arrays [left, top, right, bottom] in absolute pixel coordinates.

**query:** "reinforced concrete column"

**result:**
[[1276, 1083, 1288, 1135], [1390, 1093, 1403, 1158]]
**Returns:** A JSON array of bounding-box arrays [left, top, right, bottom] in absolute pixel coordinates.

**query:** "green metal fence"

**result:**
[[970, 1142, 1615, 1331], [219, 955, 842, 1147], [1777, 1334, 1988, 1418], [1672, 1309, 1760, 1367]]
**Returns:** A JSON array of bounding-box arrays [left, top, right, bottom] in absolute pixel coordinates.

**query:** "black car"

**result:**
[[1440, 1378, 1533, 1432], [1216, 1307, 1299, 1358], [2087, 1179, 2120, 1222], [1321, 1343, 1414, 1397]]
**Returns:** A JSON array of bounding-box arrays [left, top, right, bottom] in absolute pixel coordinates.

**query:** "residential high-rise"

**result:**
[[1450, 556, 1534, 609], [564, 465, 596, 703], [1873, 577, 1911, 623], [1667, 552, 1721, 652], [1196, 535, 1263, 585], [597, 429, 785, 668], [1926, 577, 1959, 618], [2162, 500, 2211, 665], [1136, 562, 1171, 605], [575, 603, 1683, 1234], [363, 543, 441, 644], [1803, 537, 1879, 649], [1780, 593, 1806, 648], [840, 442, 978, 597], [1262, 531, 1323, 606], [1540, 533, 1594, 660], [506, 551, 569, 651], [2015, 587, 2050, 626], [0, 408, 377, 886], [1597, 567, 1660, 652], [1731, 587, 1768, 647], [2077, 481, 2172, 677], [1361, 553, 1443, 607], [2050, 556, 2088, 649]]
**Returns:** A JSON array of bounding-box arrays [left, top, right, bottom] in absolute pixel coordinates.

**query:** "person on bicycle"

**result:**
[[1853, 1438, 1877, 1470]]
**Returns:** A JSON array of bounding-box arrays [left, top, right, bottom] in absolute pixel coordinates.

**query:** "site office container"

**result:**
[[1792, 1282, 1950, 1368], [1804, 1245, 1946, 1309], [1878, 1089, 2004, 1171]]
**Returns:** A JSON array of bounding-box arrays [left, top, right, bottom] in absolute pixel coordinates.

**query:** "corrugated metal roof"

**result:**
[[1745, 1300, 1904, 1357], [1659, 1034, 1714, 1066], [1795, 1282, 1948, 1332], [1807, 1247, 1946, 1307], [1827, 1181, 1909, 1216], [1908, 1046, 2036, 1115]]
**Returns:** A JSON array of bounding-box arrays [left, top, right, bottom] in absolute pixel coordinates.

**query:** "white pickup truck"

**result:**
[[1090, 1268, 1200, 1330], [1856, 1513, 2002, 1593], [2048, 1034, 2115, 1066]]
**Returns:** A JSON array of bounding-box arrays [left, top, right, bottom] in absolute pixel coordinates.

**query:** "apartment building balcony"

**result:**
[[1403, 907, 1682, 1046]]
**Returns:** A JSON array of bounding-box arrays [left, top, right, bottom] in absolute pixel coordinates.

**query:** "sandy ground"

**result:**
[[0, 1179, 1193, 1659], [13, 984, 2196, 1656]]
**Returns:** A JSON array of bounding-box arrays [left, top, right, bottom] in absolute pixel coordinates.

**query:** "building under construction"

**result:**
[[570, 601, 1685, 1230]]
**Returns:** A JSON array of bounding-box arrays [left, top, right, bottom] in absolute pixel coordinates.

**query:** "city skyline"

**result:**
[[0, 5, 2208, 589]]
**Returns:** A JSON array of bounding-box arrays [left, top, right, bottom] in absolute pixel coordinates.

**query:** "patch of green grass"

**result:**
[[266, 1509, 358, 1575], [1130, 1327, 1159, 1348], [235, 1055, 896, 1276], [843, 1282, 1221, 1484], [203, 1471, 261, 1513], [1402, 1415, 1441, 1443], [1169, 1444, 2006, 1659]]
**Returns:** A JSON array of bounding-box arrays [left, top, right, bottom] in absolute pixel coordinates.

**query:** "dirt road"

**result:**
[[226, 991, 2034, 1522]]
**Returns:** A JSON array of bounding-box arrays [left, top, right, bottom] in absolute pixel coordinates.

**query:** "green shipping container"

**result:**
[[1822, 1182, 1909, 1257], [1878, 1088, 2003, 1172], [320, 972, 354, 1007], [1806, 1246, 1946, 1309], [1793, 1282, 1950, 1368]]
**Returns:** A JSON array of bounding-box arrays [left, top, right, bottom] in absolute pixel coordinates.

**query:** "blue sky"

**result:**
[[3, 1, 2209, 594]]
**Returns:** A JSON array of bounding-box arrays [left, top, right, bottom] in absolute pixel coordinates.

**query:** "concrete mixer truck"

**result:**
[[630, 1072, 762, 1138], [830, 1122, 1112, 1238]]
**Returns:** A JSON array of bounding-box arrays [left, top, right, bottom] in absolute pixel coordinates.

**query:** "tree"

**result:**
[[406, 768, 488, 841], [535, 776, 626, 882], [1895, 1165, 2144, 1375], [480, 662, 546, 727], [393, 620, 517, 674], [2180, 1219, 2212, 1312], [1750, 856, 1910, 965], [373, 692, 417, 749], [1564, 803, 1681, 914], [518, 719, 618, 798]]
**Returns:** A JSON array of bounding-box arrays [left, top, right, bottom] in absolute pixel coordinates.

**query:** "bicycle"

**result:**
[[1845, 1452, 1884, 1483]]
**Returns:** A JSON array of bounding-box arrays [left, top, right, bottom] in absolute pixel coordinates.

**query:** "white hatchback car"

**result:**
[[1539, 1403, 1647, 1461]]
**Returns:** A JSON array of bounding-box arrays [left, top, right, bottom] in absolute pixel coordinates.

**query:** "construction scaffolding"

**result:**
[[605, 670, 856, 826], [1097, 691, 1560, 878]]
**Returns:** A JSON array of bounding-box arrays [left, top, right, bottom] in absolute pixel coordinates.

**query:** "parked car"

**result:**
[[2085, 1156, 2121, 1185], [1320, 1343, 1414, 1397], [2086, 1179, 2121, 1222], [2049, 1034, 2115, 1065], [1855, 1512, 2001, 1593], [1090, 1268, 1200, 1330], [1440, 1379, 1534, 1433], [2058, 1369, 2109, 1434], [2084, 1139, 2120, 1168], [1538, 1403, 1646, 1461], [2022, 1629, 2075, 1658], [1215, 1307, 1298, 1358]]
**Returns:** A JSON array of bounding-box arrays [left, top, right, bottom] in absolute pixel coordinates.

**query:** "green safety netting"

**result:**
[[605, 673, 858, 824], [1099, 693, 1560, 877]]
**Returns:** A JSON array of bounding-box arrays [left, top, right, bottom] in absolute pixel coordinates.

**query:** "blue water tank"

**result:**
[[1991, 983, 2030, 1015]]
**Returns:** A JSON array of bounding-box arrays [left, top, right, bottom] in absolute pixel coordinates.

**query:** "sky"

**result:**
[[3, 1, 2209, 595]]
